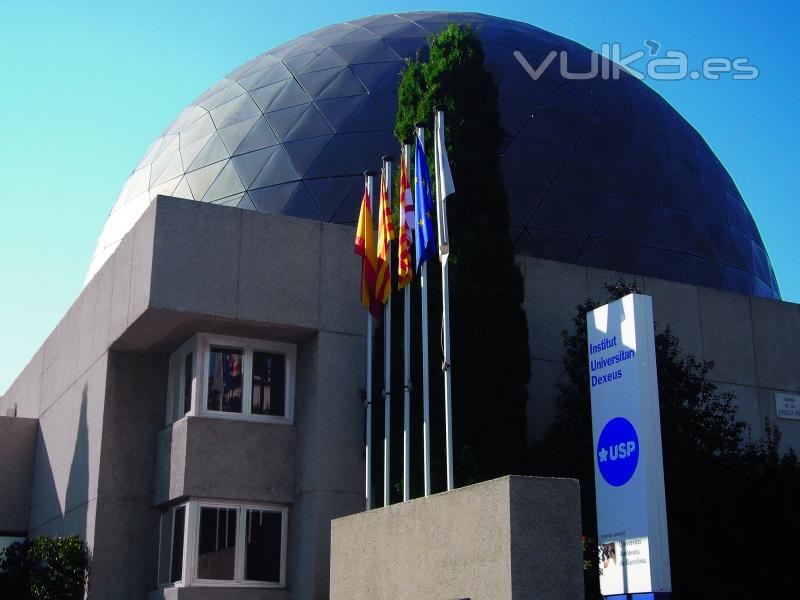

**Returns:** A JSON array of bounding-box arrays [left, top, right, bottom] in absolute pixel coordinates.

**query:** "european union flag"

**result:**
[[414, 136, 436, 272]]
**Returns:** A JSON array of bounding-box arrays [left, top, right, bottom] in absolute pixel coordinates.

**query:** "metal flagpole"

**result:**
[[382, 155, 394, 508], [402, 143, 412, 503], [364, 171, 376, 511], [434, 109, 454, 491], [416, 123, 432, 497]]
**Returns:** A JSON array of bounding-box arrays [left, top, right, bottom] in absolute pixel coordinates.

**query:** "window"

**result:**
[[158, 504, 187, 586], [166, 334, 295, 425], [157, 501, 287, 589]]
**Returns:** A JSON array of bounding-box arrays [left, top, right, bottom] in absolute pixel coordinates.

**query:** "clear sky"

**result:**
[[0, 1, 797, 394]]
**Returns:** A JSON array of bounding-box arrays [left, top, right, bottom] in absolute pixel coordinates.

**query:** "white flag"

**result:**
[[434, 110, 455, 260]]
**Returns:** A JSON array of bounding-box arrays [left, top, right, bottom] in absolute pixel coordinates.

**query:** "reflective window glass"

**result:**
[[245, 510, 283, 582], [171, 507, 185, 582], [198, 507, 237, 580], [207, 348, 243, 413], [182, 354, 193, 415], [251, 352, 286, 416]]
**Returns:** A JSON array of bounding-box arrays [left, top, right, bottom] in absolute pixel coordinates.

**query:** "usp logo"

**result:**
[[597, 417, 639, 486]]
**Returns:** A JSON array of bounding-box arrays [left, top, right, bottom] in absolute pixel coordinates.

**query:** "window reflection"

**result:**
[[251, 352, 286, 416], [198, 507, 237, 580], [207, 348, 243, 413], [245, 510, 282, 582], [182, 353, 192, 415]]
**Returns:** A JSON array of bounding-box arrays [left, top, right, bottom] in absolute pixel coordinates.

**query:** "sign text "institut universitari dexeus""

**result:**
[[587, 294, 671, 598]]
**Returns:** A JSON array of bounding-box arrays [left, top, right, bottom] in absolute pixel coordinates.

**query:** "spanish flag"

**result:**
[[375, 165, 395, 304], [354, 176, 381, 318], [397, 150, 414, 290]]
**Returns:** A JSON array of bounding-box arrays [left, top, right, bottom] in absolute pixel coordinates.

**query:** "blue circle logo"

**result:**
[[597, 417, 639, 487]]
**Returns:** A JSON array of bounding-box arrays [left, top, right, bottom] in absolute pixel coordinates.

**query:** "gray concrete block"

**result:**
[[646, 277, 704, 361], [148, 587, 292, 600], [2, 347, 44, 419], [109, 228, 136, 344], [129, 201, 158, 324], [183, 417, 296, 504], [521, 256, 588, 362], [698, 287, 757, 386], [319, 223, 363, 336], [293, 335, 319, 494], [311, 331, 365, 493], [90, 256, 115, 361], [527, 358, 565, 440], [41, 300, 82, 414], [153, 419, 187, 506], [29, 355, 107, 532], [150, 197, 240, 318], [0, 417, 38, 532], [28, 497, 98, 548], [237, 211, 321, 328], [751, 297, 800, 390], [330, 475, 583, 600]]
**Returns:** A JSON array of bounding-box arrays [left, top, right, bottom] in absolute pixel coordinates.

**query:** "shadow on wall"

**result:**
[[30, 383, 90, 540]]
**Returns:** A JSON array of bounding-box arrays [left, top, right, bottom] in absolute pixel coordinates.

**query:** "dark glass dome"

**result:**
[[89, 11, 780, 299]]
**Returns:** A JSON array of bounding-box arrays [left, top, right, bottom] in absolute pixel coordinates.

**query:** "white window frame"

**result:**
[[166, 333, 295, 426], [184, 500, 288, 589], [157, 502, 189, 589]]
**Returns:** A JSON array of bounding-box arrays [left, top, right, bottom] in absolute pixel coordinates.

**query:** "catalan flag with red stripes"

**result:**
[[375, 165, 395, 304], [354, 177, 381, 318], [397, 150, 414, 290]]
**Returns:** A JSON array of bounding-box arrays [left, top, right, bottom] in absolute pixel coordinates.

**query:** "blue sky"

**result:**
[[0, 1, 797, 393]]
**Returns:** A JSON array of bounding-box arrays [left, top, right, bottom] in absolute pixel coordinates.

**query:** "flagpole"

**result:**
[[402, 143, 412, 503], [364, 170, 377, 511], [434, 109, 454, 491], [382, 155, 394, 508], [415, 123, 432, 497]]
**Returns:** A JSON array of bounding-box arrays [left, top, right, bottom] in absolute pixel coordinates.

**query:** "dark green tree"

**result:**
[[530, 281, 800, 598], [382, 24, 530, 494], [0, 535, 90, 600]]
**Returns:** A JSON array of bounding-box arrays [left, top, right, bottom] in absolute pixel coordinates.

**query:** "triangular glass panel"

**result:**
[[725, 227, 755, 273], [239, 61, 292, 91], [232, 146, 278, 188], [317, 68, 367, 100], [300, 48, 347, 74], [681, 255, 724, 289], [212, 192, 245, 207], [337, 131, 392, 167], [384, 37, 428, 60], [501, 140, 546, 182], [328, 26, 378, 45], [210, 94, 261, 130], [306, 137, 358, 178], [284, 50, 324, 75], [249, 182, 298, 214], [341, 96, 394, 132], [250, 146, 300, 188], [590, 199, 641, 243], [528, 187, 586, 233], [218, 116, 261, 155], [368, 22, 428, 39], [575, 238, 608, 269], [282, 184, 324, 220], [529, 229, 586, 263], [252, 79, 310, 113], [513, 230, 544, 258], [630, 249, 661, 278], [203, 160, 245, 202], [165, 105, 207, 136], [283, 135, 333, 177], [497, 100, 534, 137], [296, 67, 343, 99], [350, 61, 402, 93], [593, 237, 640, 274], [148, 175, 183, 203], [265, 104, 311, 142], [188, 133, 230, 172], [315, 96, 364, 132], [151, 152, 184, 187], [185, 160, 227, 201], [180, 133, 214, 173], [722, 266, 755, 296], [198, 81, 245, 111], [517, 140, 572, 182], [641, 247, 686, 282], [237, 192, 257, 211], [332, 39, 401, 64], [504, 178, 548, 225], [284, 103, 334, 141], [126, 166, 151, 200], [180, 114, 215, 148], [304, 176, 360, 221], [234, 117, 279, 155], [171, 176, 194, 200], [331, 181, 363, 224]]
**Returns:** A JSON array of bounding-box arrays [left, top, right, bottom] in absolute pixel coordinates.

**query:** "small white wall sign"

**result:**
[[775, 393, 800, 420]]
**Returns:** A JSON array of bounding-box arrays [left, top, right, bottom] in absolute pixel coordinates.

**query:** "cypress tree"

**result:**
[[389, 24, 531, 488]]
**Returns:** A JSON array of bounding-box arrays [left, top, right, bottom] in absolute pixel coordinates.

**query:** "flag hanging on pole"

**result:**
[[434, 110, 456, 262], [397, 149, 414, 290], [414, 136, 436, 272], [376, 164, 395, 304], [354, 175, 381, 319]]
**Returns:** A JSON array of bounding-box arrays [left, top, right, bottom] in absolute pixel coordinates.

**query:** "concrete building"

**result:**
[[1, 10, 798, 600]]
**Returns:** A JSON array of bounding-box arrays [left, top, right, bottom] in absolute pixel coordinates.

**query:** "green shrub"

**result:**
[[0, 535, 89, 600]]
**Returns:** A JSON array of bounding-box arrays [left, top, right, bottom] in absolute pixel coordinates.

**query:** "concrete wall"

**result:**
[[519, 256, 800, 452], [0, 416, 37, 533], [330, 475, 584, 600], [154, 417, 296, 506]]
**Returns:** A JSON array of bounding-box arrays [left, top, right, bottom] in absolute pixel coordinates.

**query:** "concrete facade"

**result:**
[[0, 195, 798, 598], [0, 416, 37, 534], [330, 475, 584, 600]]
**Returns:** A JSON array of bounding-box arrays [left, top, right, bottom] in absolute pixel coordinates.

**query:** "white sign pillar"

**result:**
[[587, 293, 671, 597]]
